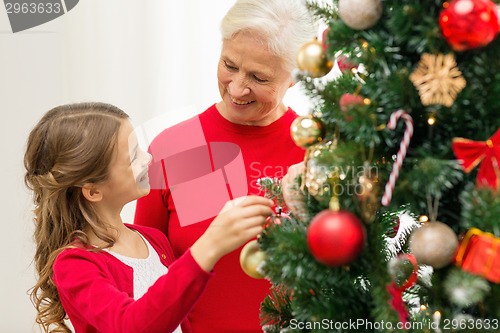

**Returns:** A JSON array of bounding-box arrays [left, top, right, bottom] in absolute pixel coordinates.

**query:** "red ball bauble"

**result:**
[[439, 0, 499, 51], [307, 210, 366, 266]]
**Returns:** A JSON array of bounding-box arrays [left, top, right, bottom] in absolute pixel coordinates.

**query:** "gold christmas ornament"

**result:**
[[304, 140, 342, 205], [290, 116, 325, 148], [409, 221, 459, 269], [297, 38, 333, 78], [409, 53, 466, 107], [338, 0, 383, 30], [240, 240, 267, 279]]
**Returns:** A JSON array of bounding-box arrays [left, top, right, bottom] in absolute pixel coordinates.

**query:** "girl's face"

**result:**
[[216, 30, 294, 126], [98, 120, 152, 209]]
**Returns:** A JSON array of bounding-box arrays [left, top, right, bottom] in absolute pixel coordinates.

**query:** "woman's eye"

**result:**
[[224, 61, 237, 71], [254, 75, 268, 83]]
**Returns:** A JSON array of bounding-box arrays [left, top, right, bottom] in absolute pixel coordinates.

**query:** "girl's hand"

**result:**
[[191, 196, 273, 272]]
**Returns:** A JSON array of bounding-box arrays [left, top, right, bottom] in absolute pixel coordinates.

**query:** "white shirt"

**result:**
[[106, 232, 183, 333]]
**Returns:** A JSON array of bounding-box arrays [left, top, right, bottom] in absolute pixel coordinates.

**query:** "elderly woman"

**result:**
[[134, 0, 316, 331]]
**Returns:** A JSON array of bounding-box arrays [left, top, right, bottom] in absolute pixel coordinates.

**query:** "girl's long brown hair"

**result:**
[[24, 102, 129, 332]]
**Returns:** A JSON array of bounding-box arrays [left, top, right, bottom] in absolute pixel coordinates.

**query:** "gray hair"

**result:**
[[220, 0, 317, 71]]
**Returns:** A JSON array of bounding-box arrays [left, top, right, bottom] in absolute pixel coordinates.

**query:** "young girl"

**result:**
[[24, 102, 273, 333]]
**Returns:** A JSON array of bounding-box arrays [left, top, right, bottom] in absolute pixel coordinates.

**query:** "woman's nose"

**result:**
[[228, 76, 250, 97]]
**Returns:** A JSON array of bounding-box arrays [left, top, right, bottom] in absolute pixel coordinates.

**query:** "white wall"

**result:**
[[0, 1, 312, 331]]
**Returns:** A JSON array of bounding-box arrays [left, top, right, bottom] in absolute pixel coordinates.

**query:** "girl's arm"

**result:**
[[53, 248, 211, 333]]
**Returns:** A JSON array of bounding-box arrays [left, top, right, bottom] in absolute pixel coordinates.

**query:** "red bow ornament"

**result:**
[[452, 128, 500, 190], [386, 254, 418, 328]]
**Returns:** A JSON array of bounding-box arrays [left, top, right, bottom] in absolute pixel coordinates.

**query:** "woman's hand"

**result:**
[[190, 196, 273, 272]]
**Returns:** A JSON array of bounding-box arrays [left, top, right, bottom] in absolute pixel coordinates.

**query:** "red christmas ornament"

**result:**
[[264, 211, 290, 228], [339, 93, 365, 121], [307, 209, 366, 266], [336, 55, 358, 73], [439, 0, 499, 51]]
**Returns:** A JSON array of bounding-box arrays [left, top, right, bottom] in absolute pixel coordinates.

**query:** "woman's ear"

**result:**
[[82, 184, 103, 202]]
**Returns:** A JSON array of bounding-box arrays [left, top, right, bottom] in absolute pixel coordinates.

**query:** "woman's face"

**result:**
[[216, 31, 294, 126]]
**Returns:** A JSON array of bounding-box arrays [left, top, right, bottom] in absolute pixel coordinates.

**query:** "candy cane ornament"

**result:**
[[381, 110, 414, 206]]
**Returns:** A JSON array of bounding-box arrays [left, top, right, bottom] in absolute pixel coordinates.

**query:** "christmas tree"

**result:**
[[239, 0, 500, 332]]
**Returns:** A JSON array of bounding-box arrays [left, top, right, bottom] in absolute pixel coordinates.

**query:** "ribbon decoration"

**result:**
[[451, 128, 500, 190], [386, 254, 418, 328]]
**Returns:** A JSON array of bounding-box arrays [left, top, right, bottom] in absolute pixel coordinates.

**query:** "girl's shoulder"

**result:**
[[125, 223, 175, 263], [53, 242, 131, 283], [55, 243, 109, 265]]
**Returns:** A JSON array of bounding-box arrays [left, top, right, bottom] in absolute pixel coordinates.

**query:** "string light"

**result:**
[[419, 215, 429, 223], [427, 113, 436, 126], [433, 311, 442, 323]]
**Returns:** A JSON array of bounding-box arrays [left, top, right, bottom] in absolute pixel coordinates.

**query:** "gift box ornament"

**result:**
[[454, 228, 500, 283]]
